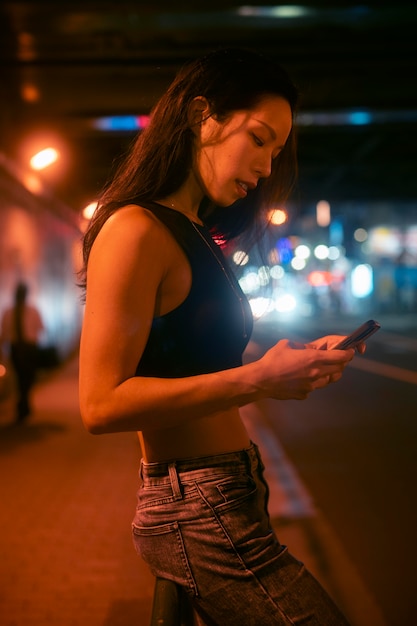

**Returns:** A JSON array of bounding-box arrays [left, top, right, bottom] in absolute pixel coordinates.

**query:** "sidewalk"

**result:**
[[0, 356, 387, 626]]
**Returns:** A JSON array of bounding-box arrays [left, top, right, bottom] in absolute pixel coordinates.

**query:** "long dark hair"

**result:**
[[81, 48, 299, 281]]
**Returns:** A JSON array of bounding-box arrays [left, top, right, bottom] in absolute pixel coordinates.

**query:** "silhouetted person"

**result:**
[[1, 282, 44, 421]]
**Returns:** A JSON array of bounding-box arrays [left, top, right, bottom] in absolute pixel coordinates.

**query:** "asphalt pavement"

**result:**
[[0, 354, 389, 626]]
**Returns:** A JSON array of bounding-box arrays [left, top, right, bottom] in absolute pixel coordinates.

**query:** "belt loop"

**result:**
[[251, 442, 262, 472], [168, 462, 183, 500], [243, 448, 253, 477], [246, 443, 258, 475]]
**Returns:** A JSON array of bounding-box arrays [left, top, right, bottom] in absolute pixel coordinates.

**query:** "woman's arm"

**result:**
[[79, 205, 354, 435]]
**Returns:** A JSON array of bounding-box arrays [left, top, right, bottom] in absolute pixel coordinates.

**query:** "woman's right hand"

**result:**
[[256, 338, 354, 401]]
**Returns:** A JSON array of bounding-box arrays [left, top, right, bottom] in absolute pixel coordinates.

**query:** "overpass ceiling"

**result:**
[[1, 2, 416, 211]]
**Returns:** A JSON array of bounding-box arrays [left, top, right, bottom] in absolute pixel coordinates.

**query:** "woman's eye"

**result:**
[[252, 134, 264, 147]]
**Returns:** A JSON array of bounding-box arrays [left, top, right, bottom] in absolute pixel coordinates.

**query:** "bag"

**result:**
[[10, 342, 59, 373], [36, 345, 60, 370]]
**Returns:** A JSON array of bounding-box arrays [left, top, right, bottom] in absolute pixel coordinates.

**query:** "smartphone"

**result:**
[[333, 319, 381, 350]]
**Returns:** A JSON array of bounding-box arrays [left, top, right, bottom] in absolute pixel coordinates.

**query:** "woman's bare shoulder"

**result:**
[[92, 203, 173, 255], [105, 203, 166, 235]]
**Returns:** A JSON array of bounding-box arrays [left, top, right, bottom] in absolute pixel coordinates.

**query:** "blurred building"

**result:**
[[0, 152, 83, 360]]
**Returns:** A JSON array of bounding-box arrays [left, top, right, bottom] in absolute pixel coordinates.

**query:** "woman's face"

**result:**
[[193, 95, 293, 207]]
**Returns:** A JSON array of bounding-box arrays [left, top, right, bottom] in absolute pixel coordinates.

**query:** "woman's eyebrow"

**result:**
[[254, 119, 277, 140]]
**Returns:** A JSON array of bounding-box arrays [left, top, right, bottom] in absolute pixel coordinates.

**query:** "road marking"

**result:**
[[240, 405, 315, 519], [350, 357, 417, 385], [375, 331, 417, 352]]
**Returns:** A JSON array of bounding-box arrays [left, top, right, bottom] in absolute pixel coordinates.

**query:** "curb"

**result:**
[[240, 401, 388, 626]]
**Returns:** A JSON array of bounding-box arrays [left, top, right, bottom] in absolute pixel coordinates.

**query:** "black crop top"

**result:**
[[135, 202, 253, 378]]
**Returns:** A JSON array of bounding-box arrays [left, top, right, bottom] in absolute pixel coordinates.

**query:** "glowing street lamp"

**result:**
[[30, 147, 59, 171], [82, 202, 98, 220]]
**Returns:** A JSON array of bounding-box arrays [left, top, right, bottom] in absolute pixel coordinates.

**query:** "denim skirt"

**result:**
[[132, 442, 350, 625]]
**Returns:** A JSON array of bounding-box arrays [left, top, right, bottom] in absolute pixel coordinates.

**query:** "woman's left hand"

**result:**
[[307, 334, 366, 354], [305, 334, 366, 385]]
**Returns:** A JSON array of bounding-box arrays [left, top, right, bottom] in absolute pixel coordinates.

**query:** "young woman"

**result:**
[[79, 48, 357, 625]]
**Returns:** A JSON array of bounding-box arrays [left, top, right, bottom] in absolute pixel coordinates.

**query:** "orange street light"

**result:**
[[30, 147, 59, 170]]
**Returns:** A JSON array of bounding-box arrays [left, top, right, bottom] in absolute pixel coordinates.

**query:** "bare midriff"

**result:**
[[138, 406, 251, 463]]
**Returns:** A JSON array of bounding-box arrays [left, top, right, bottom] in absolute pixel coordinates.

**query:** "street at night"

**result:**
[[1, 5, 417, 624], [1, 313, 416, 625], [251, 313, 417, 626]]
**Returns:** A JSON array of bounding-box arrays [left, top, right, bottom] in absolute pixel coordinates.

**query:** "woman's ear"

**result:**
[[187, 96, 211, 134]]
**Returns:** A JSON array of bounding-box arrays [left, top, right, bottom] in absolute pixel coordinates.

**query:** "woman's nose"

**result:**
[[254, 155, 272, 179]]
